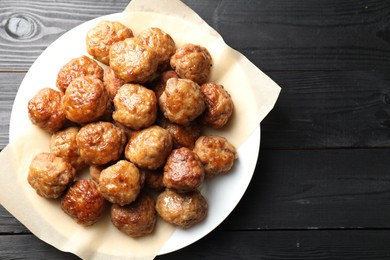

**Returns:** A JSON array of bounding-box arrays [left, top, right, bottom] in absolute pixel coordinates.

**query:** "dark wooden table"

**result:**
[[2, 0, 390, 259]]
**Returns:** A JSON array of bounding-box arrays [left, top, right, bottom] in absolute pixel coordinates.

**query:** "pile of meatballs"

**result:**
[[26, 20, 237, 238]]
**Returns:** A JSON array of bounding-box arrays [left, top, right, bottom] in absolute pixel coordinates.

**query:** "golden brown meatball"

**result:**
[[112, 84, 157, 130], [193, 136, 238, 178], [156, 189, 207, 228], [97, 98, 114, 122], [163, 148, 204, 192], [50, 126, 86, 170], [76, 122, 126, 165], [103, 68, 125, 100], [111, 192, 156, 238], [200, 83, 234, 128], [61, 179, 106, 226], [142, 168, 165, 191], [89, 163, 113, 183], [27, 153, 76, 199], [61, 75, 108, 124], [170, 43, 212, 84], [137, 27, 176, 71], [27, 88, 68, 133], [150, 70, 179, 99], [125, 125, 173, 170], [56, 55, 104, 93], [86, 20, 134, 65], [99, 160, 143, 206], [158, 117, 201, 149], [109, 38, 158, 83], [158, 78, 205, 125]]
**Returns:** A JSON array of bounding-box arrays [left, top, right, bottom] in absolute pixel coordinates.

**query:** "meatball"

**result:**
[[50, 126, 86, 170], [150, 70, 179, 99], [193, 136, 238, 178], [158, 78, 205, 125], [61, 179, 106, 226], [158, 117, 201, 149], [61, 75, 108, 124], [76, 122, 126, 165], [137, 27, 176, 71], [89, 163, 113, 183], [86, 20, 134, 65], [111, 192, 156, 238], [97, 98, 114, 122], [109, 38, 158, 83], [103, 68, 125, 100], [125, 125, 173, 170], [200, 83, 234, 128], [156, 189, 207, 228], [142, 168, 165, 191], [170, 43, 212, 84], [163, 148, 204, 192], [56, 55, 104, 93], [27, 88, 68, 133], [27, 152, 76, 199], [99, 160, 143, 206], [113, 84, 157, 130]]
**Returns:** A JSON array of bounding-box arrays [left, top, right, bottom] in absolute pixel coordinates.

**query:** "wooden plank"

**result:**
[[0, 73, 23, 149], [2, 70, 390, 150], [1, 230, 390, 260], [1, 0, 390, 71], [262, 70, 390, 149], [3, 149, 390, 233], [0, 0, 128, 71], [158, 230, 390, 259], [220, 148, 390, 230], [0, 206, 28, 234]]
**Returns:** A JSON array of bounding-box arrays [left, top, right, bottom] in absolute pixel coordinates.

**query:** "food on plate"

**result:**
[[49, 126, 87, 170], [142, 168, 165, 191], [56, 55, 103, 93], [89, 164, 105, 183], [158, 78, 205, 125], [76, 121, 126, 165], [109, 38, 158, 83], [170, 43, 212, 84], [25, 20, 239, 237], [138, 27, 176, 71], [86, 20, 134, 65], [163, 147, 204, 192], [125, 125, 173, 170], [111, 191, 156, 238], [112, 84, 157, 130], [27, 152, 76, 199], [103, 68, 125, 100], [199, 82, 234, 128], [27, 88, 68, 133], [99, 160, 144, 206], [150, 70, 179, 99], [156, 188, 208, 228], [158, 116, 201, 149], [193, 136, 238, 178], [61, 179, 106, 226], [61, 75, 108, 124]]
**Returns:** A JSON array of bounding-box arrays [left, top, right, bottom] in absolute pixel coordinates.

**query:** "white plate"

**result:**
[[9, 12, 260, 256]]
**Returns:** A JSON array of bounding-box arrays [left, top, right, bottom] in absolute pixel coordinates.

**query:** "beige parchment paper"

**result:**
[[0, 0, 281, 259]]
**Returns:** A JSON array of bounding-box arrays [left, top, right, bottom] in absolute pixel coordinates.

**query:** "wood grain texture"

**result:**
[[2, 230, 390, 260], [0, 73, 22, 148], [262, 70, 390, 149], [1, 0, 390, 71]]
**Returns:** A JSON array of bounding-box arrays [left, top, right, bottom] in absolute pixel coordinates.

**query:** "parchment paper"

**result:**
[[0, 0, 281, 259]]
